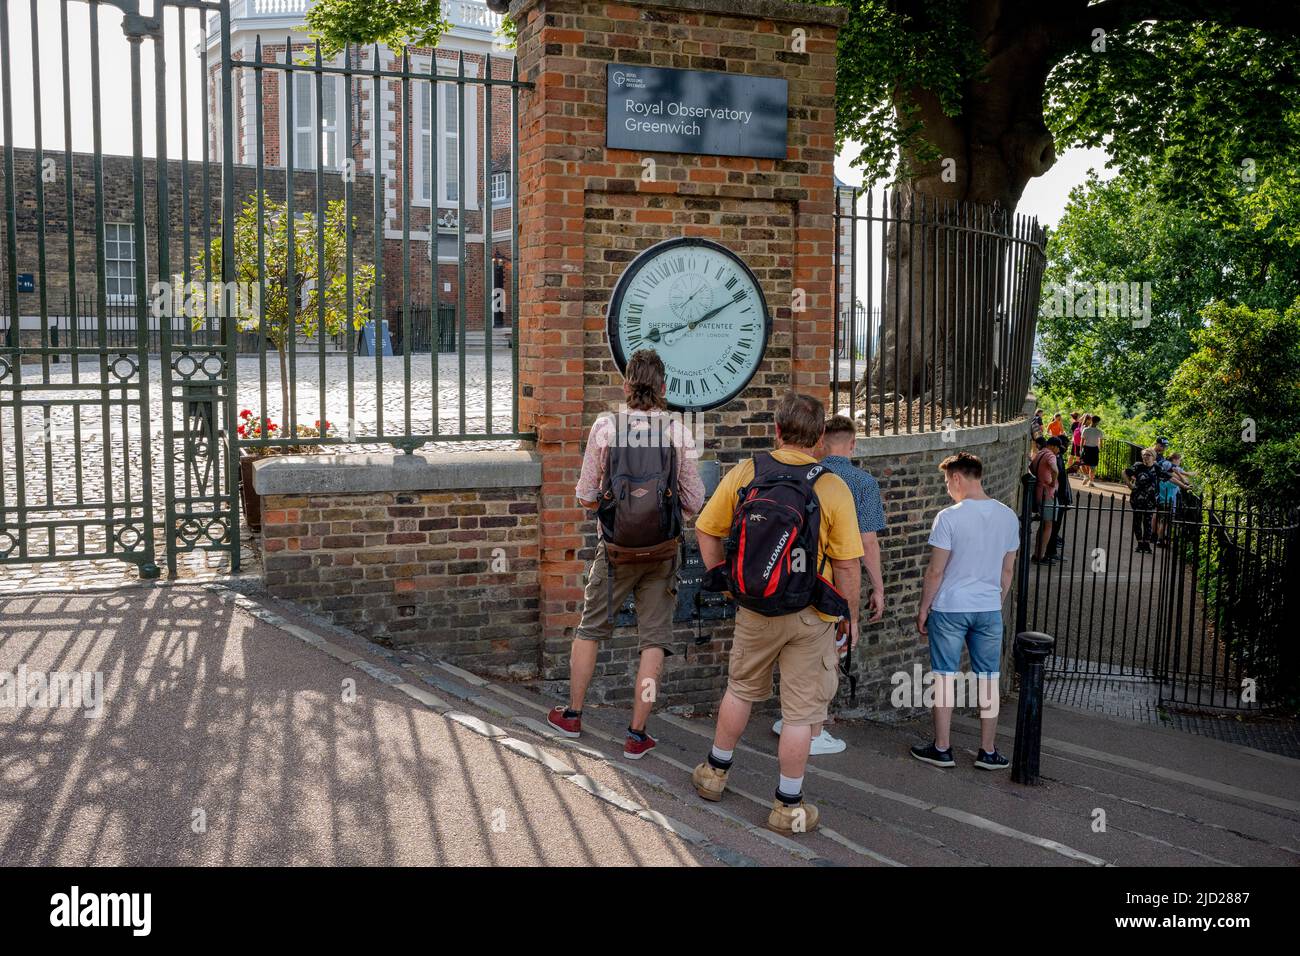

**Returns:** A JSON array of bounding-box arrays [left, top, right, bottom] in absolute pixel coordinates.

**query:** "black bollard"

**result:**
[[1011, 630, 1055, 785]]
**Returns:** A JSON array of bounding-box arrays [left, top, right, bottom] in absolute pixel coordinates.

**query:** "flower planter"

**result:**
[[239, 453, 264, 532]]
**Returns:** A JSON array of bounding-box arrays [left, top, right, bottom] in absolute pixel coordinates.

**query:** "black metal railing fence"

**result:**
[[834, 187, 1048, 434]]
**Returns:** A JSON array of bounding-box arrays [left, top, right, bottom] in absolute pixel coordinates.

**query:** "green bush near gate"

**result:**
[[192, 194, 375, 424], [1164, 299, 1300, 502]]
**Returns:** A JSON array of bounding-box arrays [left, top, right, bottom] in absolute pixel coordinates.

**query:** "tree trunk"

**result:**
[[277, 342, 289, 434], [867, 14, 1056, 419]]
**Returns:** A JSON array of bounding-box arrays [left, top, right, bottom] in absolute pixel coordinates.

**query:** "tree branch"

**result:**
[[1046, 0, 1300, 51]]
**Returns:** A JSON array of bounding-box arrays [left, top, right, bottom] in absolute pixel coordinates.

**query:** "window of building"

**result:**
[[104, 223, 137, 301], [290, 71, 341, 170], [211, 80, 223, 164], [415, 60, 478, 209], [491, 171, 509, 204]]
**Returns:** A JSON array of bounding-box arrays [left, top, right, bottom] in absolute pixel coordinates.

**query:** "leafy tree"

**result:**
[[195, 195, 375, 424], [1164, 299, 1300, 499], [1035, 171, 1300, 414], [307, 0, 451, 57]]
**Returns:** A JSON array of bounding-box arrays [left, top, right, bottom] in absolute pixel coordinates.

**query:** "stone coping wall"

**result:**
[[251, 415, 1031, 715]]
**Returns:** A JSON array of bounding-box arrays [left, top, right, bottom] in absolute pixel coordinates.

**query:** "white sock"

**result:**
[[777, 773, 803, 797], [710, 745, 733, 763]]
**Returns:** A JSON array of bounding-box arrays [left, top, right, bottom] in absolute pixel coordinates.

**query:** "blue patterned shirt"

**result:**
[[820, 455, 887, 534]]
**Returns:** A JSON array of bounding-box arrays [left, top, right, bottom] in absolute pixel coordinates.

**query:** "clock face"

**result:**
[[607, 237, 771, 412]]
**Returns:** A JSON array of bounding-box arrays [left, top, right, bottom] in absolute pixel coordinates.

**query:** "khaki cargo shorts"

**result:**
[[575, 540, 680, 655], [727, 606, 839, 726]]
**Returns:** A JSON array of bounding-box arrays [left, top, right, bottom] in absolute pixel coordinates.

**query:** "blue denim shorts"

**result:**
[[927, 609, 1003, 678]]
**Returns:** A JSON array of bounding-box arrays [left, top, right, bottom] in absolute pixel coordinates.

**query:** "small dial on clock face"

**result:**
[[607, 237, 772, 412], [669, 274, 714, 323]]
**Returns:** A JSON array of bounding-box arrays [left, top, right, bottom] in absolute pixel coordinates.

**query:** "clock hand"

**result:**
[[644, 297, 741, 343], [689, 298, 737, 328], [679, 283, 707, 308]]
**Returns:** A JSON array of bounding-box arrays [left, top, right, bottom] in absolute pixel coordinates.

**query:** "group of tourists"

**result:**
[[1031, 409, 1195, 557], [1028, 411, 1102, 564], [1031, 410, 1104, 486], [1123, 438, 1193, 553], [548, 350, 1020, 836]]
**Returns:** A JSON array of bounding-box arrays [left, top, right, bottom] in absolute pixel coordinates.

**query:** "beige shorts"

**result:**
[[727, 606, 839, 726], [575, 541, 680, 655]]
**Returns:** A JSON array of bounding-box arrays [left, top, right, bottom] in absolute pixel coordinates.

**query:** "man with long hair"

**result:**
[[547, 350, 705, 759]]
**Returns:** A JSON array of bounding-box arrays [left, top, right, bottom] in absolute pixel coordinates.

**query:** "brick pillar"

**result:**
[[511, 0, 845, 646]]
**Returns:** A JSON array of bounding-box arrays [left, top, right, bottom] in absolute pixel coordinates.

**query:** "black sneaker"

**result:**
[[974, 748, 1010, 771], [910, 743, 956, 768]]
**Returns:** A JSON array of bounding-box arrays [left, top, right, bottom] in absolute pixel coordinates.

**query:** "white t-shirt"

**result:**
[[928, 497, 1022, 612]]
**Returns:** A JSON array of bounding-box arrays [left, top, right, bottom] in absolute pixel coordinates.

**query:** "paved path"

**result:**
[[0, 586, 706, 866], [6, 582, 1295, 866]]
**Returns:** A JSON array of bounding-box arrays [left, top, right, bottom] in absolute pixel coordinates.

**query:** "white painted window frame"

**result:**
[[412, 56, 479, 212], [281, 66, 346, 171]]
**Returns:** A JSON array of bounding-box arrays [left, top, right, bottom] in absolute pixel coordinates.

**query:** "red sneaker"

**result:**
[[546, 706, 582, 738], [623, 731, 657, 760]]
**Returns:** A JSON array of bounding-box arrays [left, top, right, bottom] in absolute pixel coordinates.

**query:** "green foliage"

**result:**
[[1033, 385, 1159, 448], [301, 1, 1298, 194], [1035, 171, 1300, 415], [195, 194, 375, 419], [1046, 21, 1300, 226], [306, 0, 450, 58], [196, 195, 374, 350], [825, 0, 983, 182], [1164, 300, 1300, 499]]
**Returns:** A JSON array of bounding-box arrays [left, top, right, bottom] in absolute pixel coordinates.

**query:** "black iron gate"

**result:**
[[0, 0, 237, 577], [1017, 474, 1299, 712]]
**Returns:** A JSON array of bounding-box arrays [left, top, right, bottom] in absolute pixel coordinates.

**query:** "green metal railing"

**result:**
[[232, 41, 532, 456], [0, 0, 531, 578]]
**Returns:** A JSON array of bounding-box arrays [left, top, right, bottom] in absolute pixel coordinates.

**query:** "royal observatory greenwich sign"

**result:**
[[606, 64, 788, 159]]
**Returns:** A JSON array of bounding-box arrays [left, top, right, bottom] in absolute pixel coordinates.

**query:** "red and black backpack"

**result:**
[[707, 452, 849, 620]]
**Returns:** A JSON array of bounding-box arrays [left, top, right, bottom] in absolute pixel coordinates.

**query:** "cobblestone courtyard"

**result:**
[[0, 352, 519, 592]]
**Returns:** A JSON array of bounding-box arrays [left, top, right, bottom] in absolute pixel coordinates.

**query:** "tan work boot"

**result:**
[[692, 762, 729, 802], [767, 798, 820, 834]]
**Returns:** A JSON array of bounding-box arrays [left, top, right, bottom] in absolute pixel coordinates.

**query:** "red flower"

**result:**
[[240, 409, 252, 419], [237, 425, 246, 436]]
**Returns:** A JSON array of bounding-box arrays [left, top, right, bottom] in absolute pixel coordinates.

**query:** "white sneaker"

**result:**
[[771, 719, 847, 756], [810, 730, 847, 755]]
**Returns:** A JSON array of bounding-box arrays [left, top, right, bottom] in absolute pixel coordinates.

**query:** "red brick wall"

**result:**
[[513, 0, 843, 643], [261, 487, 541, 675]]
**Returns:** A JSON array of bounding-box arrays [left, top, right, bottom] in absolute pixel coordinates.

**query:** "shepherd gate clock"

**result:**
[[606, 237, 772, 412]]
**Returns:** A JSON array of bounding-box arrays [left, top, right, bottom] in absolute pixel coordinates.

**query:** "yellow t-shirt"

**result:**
[[696, 449, 864, 621]]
